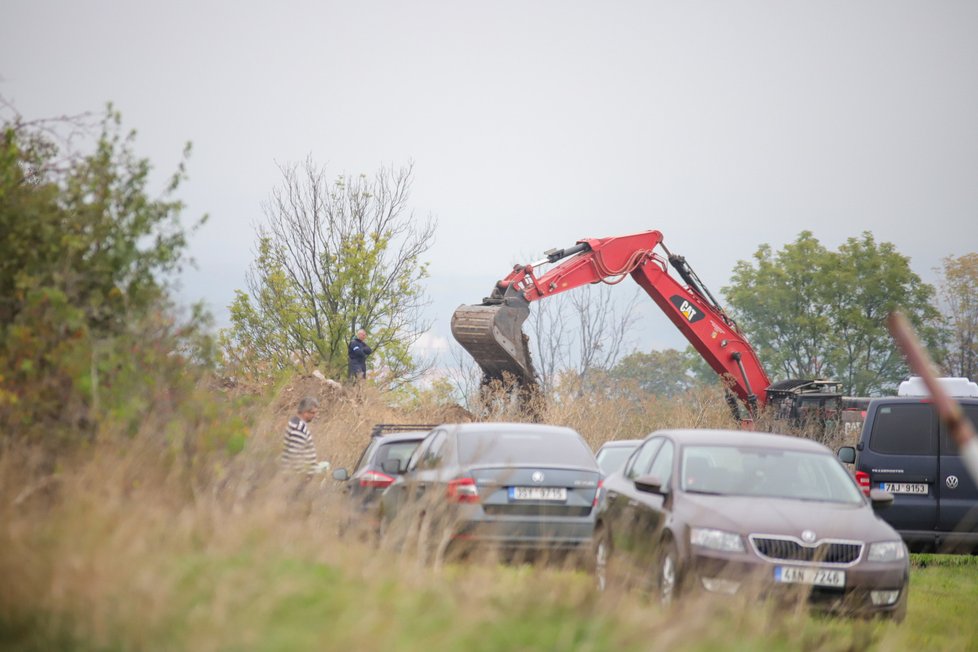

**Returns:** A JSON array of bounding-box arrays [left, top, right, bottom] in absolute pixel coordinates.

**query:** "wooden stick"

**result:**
[[887, 311, 978, 484]]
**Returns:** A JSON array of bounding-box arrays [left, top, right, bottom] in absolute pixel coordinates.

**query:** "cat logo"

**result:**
[[670, 295, 705, 323]]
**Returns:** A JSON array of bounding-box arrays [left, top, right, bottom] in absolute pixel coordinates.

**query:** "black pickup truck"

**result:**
[[838, 394, 978, 553]]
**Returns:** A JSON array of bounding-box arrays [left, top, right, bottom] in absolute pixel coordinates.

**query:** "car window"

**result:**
[[596, 445, 638, 475], [457, 429, 595, 467], [941, 403, 978, 455], [647, 440, 674, 486], [353, 439, 380, 473], [373, 440, 423, 472], [407, 431, 439, 471], [681, 445, 863, 504], [418, 431, 448, 469], [869, 403, 937, 455], [625, 438, 662, 479]]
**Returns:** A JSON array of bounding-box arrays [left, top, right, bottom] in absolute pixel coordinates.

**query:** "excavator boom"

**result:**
[[451, 230, 774, 416]]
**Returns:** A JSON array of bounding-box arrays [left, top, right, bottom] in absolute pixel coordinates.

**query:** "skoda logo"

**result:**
[[531, 471, 545, 484], [801, 530, 817, 543], [946, 475, 959, 490]]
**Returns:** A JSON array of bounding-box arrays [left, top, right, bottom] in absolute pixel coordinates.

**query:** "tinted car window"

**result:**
[[869, 403, 937, 455], [373, 440, 423, 472], [941, 403, 978, 455], [596, 446, 637, 475], [457, 430, 595, 466], [647, 440, 674, 486], [353, 439, 380, 473], [626, 438, 662, 479], [419, 431, 448, 469]]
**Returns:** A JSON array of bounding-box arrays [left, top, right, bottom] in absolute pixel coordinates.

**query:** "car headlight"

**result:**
[[868, 540, 906, 562], [690, 527, 745, 553]]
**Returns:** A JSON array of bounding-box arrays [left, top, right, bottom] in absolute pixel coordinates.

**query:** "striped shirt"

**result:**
[[281, 415, 317, 473]]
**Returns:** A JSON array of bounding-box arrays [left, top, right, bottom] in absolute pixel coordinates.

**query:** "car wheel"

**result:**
[[658, 540, 681, 606], [593, 527, 611, 592]]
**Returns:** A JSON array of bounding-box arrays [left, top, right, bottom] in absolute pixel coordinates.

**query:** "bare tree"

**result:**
[[224, 159, 436, 385], [523, 284, 641, 394], [569, 285, 641, 388]]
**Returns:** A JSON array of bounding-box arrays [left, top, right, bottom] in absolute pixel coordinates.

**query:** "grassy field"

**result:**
[[2, 379, 976, 651]]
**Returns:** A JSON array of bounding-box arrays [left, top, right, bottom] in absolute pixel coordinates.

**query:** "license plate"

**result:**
[[774, 566, 845, 588], [880, 482, 928, 494], [509, 486, 567, 501]]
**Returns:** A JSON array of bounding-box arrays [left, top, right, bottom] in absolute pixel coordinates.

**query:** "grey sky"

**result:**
[[3, 1, 977, 359]]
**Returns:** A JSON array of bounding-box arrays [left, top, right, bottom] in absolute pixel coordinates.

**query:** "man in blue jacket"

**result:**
[[348, 328, 372, 380]]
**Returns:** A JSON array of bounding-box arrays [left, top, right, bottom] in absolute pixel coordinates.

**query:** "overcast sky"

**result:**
[[3, 1, 977, 360]]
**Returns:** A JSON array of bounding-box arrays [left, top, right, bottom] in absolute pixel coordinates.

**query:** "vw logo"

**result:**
[[801, 530, 817, 543], [531, 471, 545, 484], [946, 475, 959, 490]]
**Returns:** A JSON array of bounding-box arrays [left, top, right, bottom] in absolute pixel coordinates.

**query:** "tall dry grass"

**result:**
[[0, 373, 889, 651]]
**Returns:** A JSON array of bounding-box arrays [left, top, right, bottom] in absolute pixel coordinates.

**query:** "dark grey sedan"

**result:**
[[595, 429, 909, 620], [378, 422, 601, 561]]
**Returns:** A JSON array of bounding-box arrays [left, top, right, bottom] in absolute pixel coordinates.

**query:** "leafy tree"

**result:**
[[725, 231, 939, 396], [0, 101, 208, 445], [825, 233, 940, 394], [936, 253, 978, 379], [222, 159, 434, 385], [608, 348, 700, 397]]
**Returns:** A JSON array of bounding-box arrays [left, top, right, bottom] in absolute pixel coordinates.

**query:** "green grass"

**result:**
[[5, 547, 977, 652]]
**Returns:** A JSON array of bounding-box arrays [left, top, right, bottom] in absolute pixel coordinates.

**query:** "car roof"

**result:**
[[435, 422, 581, 437], [597, 439, 642, 449], [867, 395, 978, 405], [372, 431, 430, 443], [648, 428, 832, 454]]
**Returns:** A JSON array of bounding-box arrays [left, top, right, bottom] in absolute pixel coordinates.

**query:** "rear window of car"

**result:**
[[373, 440, 423, 469], [458, 429, 596, 467], [596, 445, 638, 475], [869, 403, 937, 455]]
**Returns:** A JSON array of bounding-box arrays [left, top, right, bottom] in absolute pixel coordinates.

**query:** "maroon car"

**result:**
[[594, 429, 909, 620]]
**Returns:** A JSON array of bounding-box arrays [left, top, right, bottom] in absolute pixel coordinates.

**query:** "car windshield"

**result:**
[[681, 445, 863, 504], [458, 429, 596, 468], [596, 445, 638, 475]]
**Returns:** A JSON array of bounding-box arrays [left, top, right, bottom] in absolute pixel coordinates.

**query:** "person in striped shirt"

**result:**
[[281, 396, 321, 474]]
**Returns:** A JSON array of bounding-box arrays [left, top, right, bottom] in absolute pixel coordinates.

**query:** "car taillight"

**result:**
[[855, 470, 871, 496], [359, 470, 395, 489], [593, 479, 604, 507], [447, 477, 480, 503]]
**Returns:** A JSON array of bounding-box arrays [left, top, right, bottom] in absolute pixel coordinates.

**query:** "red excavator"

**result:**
[[451, 229, 844, 425]]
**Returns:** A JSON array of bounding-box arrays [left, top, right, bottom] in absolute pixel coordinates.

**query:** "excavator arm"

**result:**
[[451, 230, 773, 416]]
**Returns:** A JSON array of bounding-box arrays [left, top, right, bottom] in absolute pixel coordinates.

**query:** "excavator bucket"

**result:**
[[451, 295, 538, 387]]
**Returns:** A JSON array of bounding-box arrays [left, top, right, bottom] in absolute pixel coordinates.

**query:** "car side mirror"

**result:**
[[869, 488, 894, 510], [381, 459, 402, 475], [837, 446, 856, 464], [634, 474, 666, 495], [332, 468, 349, 481]]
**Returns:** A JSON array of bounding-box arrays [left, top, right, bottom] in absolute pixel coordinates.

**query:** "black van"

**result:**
[[838, 396, 978, 552]]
